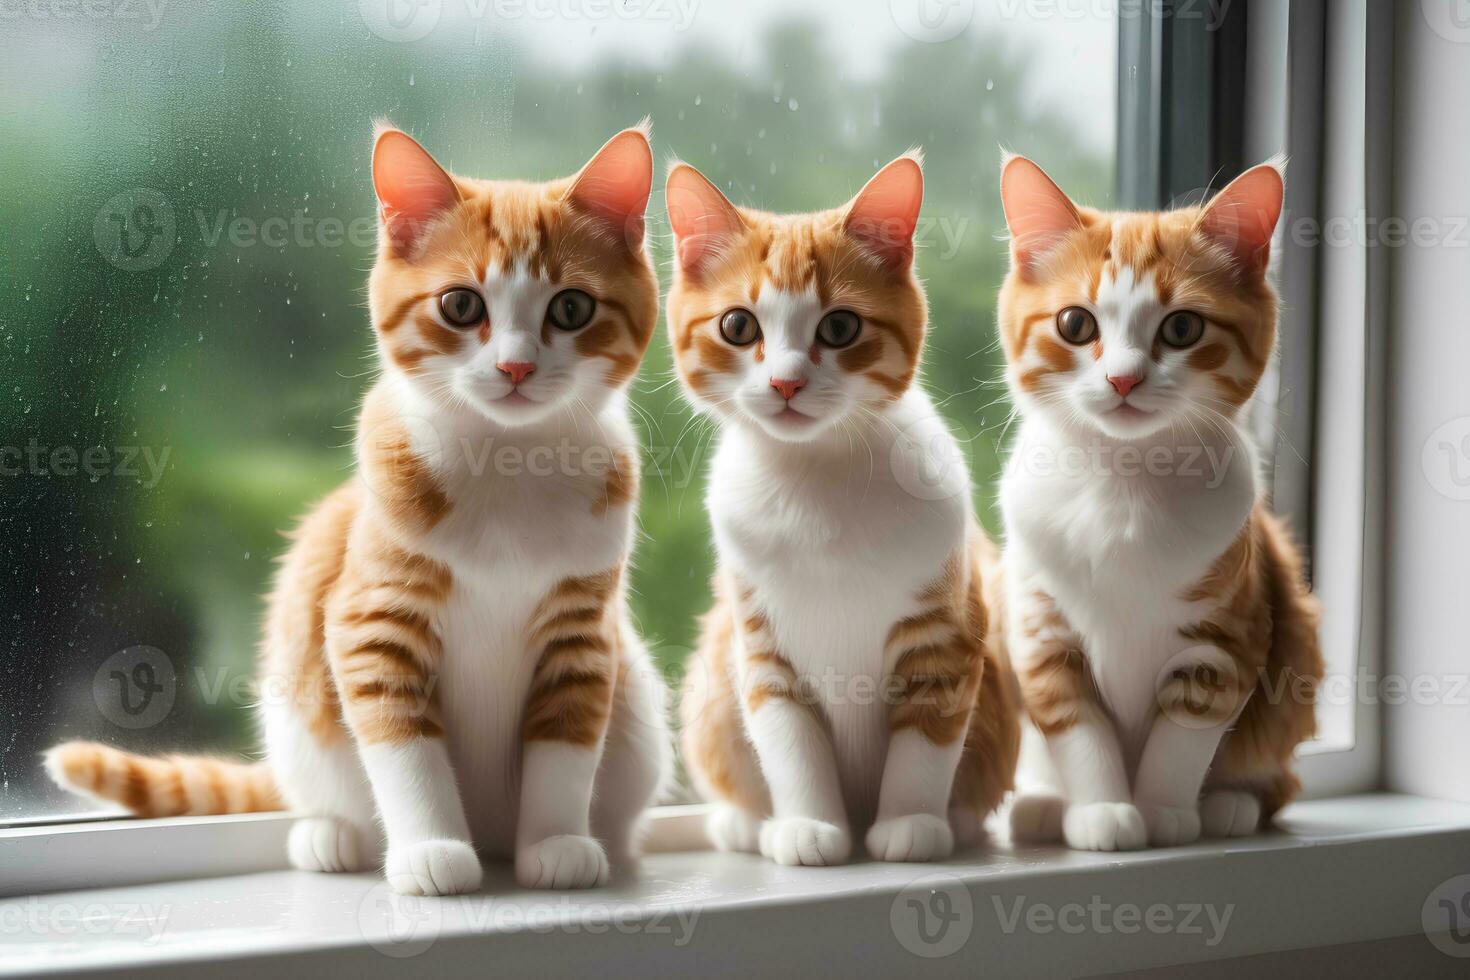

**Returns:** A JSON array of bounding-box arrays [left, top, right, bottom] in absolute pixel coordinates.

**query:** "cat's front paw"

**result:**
[[707, 804, 763, 853], [1062, 802, 1147, 851], [1200, 790, 1261, 838], [758, 817, 851, 867], [1138, 802, 1202, 847], [288, 816, 368, 873], [386, 839, 483, 896], [866, 814, 954, 863], [516, 834, 610, 889]]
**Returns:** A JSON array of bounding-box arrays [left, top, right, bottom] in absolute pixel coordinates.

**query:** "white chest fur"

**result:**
[[1000, 416, 1258, 755], [396, 397, 636, 854], [707, 391, 969, 820]]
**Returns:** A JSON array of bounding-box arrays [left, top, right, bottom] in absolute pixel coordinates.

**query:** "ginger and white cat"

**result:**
[[670, 155, 1020, 866], [48, 124, 670, 895], [996, 155, 1323, 851]]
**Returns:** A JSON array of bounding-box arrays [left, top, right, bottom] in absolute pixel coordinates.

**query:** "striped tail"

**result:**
[[45, 741, 283, 817]]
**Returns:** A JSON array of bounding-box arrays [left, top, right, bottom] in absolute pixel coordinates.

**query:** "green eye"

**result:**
[[719, 309, 760, 346], [816, 310, 861, 348], [1160, 311, 1205, 348], [547, 289, 596, 331], [439, 289, 485, 327], [1056, 306, 1098, 345]]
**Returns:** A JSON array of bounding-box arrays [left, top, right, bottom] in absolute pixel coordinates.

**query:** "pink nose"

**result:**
[[497, 361, 536, 385], [770, 377, 807, 401], [1108, 374, 1143, 398]]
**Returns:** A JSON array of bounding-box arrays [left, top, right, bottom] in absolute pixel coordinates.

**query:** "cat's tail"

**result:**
[[44, 741, 283, 817]]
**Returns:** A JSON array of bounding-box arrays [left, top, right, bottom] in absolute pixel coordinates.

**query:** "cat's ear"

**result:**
[[666, 163, 746, 277], [843, 152, 924, 270], [372, 125, 461, 258], [1000, 154, 1082, 275], [567, 122, 654, 249], [1197, 161, 1284, 277]]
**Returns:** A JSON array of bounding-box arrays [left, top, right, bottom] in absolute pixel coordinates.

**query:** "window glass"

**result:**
[[0, 0, 1115, 820]]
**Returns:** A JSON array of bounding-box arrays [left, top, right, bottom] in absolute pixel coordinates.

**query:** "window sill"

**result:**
[[2, 794, 1468, 978]]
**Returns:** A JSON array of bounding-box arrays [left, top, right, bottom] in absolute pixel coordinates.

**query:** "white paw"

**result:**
[[707, 804, 763, 854], [867, 814, 954, 863], [1138, 802, 1202, 847], [288, 817, 367, 873], [758, 817, 852, 867], [1062, 802, 1147, 852], [385, 839, 483, 896], [516, 835, 610, 890], [1200, 790, 1262, 838], [1009, 793, 1066, 843], [948, 806, 986, 850]]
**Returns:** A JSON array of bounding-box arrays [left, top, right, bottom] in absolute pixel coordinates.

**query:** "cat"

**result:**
[[995, 154, 1324, 851], [46, 123, 671, 895], [668, 153, 1021, 866]]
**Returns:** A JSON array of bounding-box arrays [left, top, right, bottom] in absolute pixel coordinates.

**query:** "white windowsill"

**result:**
[[2, 794, 1469, 979]]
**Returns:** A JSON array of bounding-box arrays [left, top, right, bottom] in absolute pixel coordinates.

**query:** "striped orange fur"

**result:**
[[998, 157, 1324, 843], [46, 127, 666, 893], [45, 743, 281, 818], [681, 528, 1021, 828], [665, 157, 927, 407]]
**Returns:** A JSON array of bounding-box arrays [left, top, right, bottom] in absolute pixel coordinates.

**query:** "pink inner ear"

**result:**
[[1198, 164, 1284, 274], [1000, 155, 1081, 273], [844, 156, 923, 269], [372, 130, 460, 257], [567, 129, 654, 248], [666, 165, 744, 276]]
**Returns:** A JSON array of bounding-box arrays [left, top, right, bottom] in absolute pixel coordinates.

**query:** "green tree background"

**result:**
[[0, 5, 1111, 818]]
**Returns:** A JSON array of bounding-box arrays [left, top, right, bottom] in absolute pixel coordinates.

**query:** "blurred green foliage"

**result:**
[[0, 5, 1109, 817]]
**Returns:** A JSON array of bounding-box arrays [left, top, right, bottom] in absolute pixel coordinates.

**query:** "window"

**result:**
[[1116, 0, 1387, 796], [1, 1, 1116, 823]]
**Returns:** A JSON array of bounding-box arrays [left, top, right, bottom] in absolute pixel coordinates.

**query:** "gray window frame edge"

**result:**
[[1116, 0, 1386, 794]]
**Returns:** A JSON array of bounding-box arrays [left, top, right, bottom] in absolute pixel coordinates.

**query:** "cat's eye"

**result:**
[[1056, 306, 1098, 345], [816, 309, 861, 348], [547, 289, 596, 331], [1159, 311, 1206, 349], [719, 308, 760, 346], [439, 289, 485, 327]]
